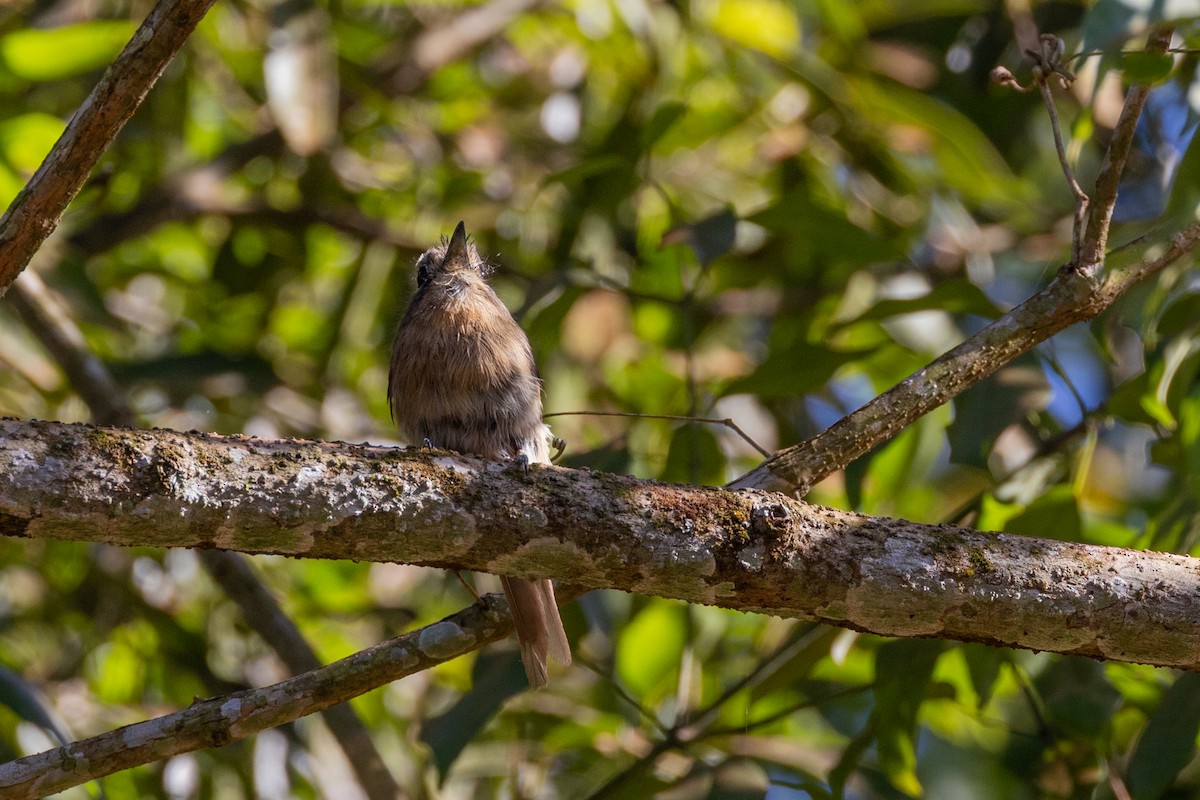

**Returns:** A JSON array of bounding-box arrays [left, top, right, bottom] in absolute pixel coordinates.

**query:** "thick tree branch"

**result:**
[[729, 221, 1200, 496], [3, 417, 1199, 672], [0, 593, 514, 799], [0, 0, 218, 296]]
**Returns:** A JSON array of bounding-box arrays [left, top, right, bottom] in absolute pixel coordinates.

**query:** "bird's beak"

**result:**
[[445, 221, 469, 264]]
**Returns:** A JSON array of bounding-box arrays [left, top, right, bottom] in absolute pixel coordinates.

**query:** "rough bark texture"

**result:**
[[3, 417, 1199, 671]]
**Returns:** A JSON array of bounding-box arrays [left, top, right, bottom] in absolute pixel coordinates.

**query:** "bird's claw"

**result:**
[[511, 453, 531, 475], [551, 436, 567, 462]]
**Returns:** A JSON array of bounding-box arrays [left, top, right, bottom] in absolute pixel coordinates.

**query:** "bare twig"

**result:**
[[1078, 27, 1174, 273], [0, 0, 218, 296], [0, 593, 515, 799], [7, 269, 135, 427], [544, 410, 772, 458], [994, 35, 1089, 261], [738, 36, 1191, 497]]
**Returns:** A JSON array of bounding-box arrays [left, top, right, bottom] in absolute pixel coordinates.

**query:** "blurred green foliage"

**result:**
[[3, 0, 1200, 798]]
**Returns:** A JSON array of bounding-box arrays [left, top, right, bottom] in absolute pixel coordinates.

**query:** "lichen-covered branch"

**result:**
[[0, 0, 217, 296], [3, 417, 1199, 673], [0, 593, 513, 799]]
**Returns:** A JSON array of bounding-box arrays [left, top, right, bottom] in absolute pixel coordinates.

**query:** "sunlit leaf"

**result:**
[[1005, 485, 1082, 542], [0, 21, 135, 81], [705, 0, 800, 59], [616, 600, 687, 698]]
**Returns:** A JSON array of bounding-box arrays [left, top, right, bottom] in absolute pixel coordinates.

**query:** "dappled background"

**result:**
[[2, 0, 1200, 798]]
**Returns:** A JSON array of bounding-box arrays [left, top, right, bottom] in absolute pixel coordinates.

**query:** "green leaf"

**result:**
[[705, 0, 800, 59], [617, 600, 688, 699], [1120, 51, 1176, 84], [640, 101, 687, 150], [750, 190, 901, 266], [660, 423, 726, 485], [961, 645, 1004, 710], [420, 650, 527, 782], [1126, 672, 1200, 800], [0, 21, 136, 81], [1035, 657, 1121, 739], [1004, 485, 1082, 542], [725, 341, 873, 399], [542, 154, 628, 187], [0, 666, 69, 745], [662, 208, 738, 266], [0, 113, 64, 172], [873, 639, 943, 796], [845, 76, 1026, 211]]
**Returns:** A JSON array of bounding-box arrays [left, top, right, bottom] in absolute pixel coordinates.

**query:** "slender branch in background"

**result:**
[[1004, 33, 1090, 265], [199, 551, 403, 800], [7, 258, 401, 800], [732, 36, 1193, 496], [7, 269, 135, 427], [1078, 27, 1174, 273], [0, 0, 219, 296], [545, 410, 772, 458], [0, 594, 516, 800]]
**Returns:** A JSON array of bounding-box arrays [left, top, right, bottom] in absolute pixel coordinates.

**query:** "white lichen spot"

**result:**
[[293, 465, 326, 489], [220, 698, 242, 719], [389, 646, 421, 669], [418, 621, 473, 658], [738, 545, 764, 571], [433, 456, 476, 476]]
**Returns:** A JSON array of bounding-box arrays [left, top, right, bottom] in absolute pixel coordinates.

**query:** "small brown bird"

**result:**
[[388, 221, 571, 688]]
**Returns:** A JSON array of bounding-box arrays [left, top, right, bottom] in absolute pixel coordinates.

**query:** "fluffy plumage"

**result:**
[[389, 221, 571, 688]]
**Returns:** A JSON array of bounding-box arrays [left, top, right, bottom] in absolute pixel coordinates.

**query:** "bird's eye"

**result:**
[[416, 257, 432, 287]]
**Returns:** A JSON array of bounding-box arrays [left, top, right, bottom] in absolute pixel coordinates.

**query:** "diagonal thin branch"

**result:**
[[731, 29, 1178, 497], [0, 593, 516, 800], [729, 220, 1200, 495], [0, 0, 217, 297], [1078, 27, 1174, 272]]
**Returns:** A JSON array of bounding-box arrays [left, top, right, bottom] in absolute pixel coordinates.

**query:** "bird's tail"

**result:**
[[500, 576, 571, 689]]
